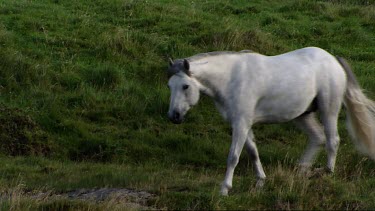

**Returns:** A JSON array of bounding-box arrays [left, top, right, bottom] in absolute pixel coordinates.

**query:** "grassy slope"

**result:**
[[0, 0, 374, 209]]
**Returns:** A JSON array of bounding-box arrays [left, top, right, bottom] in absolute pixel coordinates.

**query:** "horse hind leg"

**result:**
[[322, 112, 341, 172], [244, 129, 266, 187], [294, 113, 326, 172], [318, 92, 343, 173]]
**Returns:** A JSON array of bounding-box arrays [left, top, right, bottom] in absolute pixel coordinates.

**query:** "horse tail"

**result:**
[[337, 56, 375, 160]]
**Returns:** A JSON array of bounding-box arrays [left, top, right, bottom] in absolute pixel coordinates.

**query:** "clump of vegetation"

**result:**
[[0, 104, 52, 156]]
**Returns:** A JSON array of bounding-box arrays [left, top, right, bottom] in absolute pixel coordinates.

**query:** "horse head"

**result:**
[[167, 59, 200, 124]]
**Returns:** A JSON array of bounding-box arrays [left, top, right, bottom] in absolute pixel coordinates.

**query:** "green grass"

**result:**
[[0, 0, 374, 209]]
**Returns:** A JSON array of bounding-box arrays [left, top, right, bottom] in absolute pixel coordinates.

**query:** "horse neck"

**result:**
[[191, 59, 233, 101]]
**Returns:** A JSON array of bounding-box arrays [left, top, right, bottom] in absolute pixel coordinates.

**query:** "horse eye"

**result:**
[[183, 84, 189, 90]]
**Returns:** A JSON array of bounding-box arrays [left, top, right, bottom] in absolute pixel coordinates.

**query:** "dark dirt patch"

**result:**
[[64, 188, 155, 205], [1, 187, 156, 210], [29, 188, 156, 209]]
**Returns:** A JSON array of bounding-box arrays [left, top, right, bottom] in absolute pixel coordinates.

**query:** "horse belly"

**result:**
[[253, 88, 316, 123]]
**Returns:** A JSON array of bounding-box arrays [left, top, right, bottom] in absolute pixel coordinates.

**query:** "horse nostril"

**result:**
[[174, 112, 180, 120]]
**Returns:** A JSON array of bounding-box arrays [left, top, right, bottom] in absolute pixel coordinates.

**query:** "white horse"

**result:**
[[166, 47, 375, 196]]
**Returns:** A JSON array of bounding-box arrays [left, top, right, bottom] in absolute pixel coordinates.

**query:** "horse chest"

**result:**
[[214, 101, 230, 122]]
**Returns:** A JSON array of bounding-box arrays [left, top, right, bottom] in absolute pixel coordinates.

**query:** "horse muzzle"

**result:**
[[168, 110, 184, 124]]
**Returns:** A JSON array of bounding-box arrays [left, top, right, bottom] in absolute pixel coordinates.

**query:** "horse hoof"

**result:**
[[308, 167, 331, 178], [297, 166, 312, 177], [220, 188, 229, 196], [220, 182, 231, 196], [255, 179, 265, 188]]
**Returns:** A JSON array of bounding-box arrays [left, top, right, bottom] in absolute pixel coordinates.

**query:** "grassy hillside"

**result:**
[[0, 0, 374, 209]]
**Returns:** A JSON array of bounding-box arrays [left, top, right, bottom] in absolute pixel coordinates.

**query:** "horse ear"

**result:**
[[168, 58, 174, 67], [183, 59, 191, 76]]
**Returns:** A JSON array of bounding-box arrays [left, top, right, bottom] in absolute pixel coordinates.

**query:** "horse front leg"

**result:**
[[220, 120, 249, 196]]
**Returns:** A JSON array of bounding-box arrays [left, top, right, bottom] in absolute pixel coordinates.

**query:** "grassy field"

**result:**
[[0, 0, 374, 209]]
